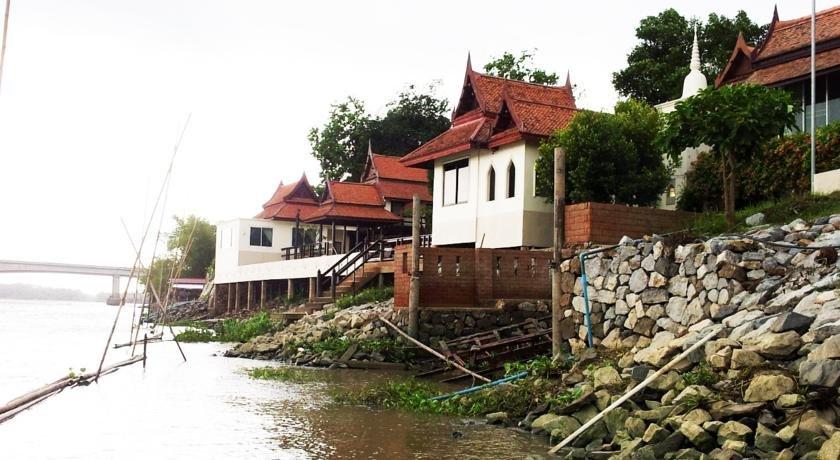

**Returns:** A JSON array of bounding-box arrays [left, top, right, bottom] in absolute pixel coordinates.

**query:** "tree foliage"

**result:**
[[613, 9, 766, 105], [662, 84, 796, 225], [483, 50, 559, 85], [535, 99, 672, 206], [679, 122, 840, 211], [309, 85, 449, 182], [145, 215, 215, 295]]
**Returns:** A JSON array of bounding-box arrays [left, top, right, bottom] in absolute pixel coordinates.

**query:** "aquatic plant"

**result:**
[[248, 366, 324, 383], [175, 312, 277, 343]]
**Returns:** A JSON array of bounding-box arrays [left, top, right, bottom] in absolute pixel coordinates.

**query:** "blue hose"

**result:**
[[578, 253, 594, 348], [429, 371, 529, 401]]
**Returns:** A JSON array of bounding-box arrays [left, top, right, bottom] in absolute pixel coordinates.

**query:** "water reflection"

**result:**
[[0, 300, 548, 459]]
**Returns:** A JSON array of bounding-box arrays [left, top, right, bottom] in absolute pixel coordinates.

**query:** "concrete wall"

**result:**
[[431, 140, 550, 248], [214, 253, 350, 284], [815, 168, 840, 194]]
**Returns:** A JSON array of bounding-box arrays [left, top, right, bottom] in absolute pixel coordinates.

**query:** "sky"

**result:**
[[0, 0, 822, 294]]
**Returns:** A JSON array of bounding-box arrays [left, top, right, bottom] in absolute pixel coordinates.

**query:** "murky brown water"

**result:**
[[0, 300, 549, 459]]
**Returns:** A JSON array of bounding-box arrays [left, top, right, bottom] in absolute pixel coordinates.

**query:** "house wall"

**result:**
[[431, 140, 550, 248]]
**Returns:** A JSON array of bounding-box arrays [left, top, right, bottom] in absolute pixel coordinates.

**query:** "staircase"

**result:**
[[281, 238, 394, 321]]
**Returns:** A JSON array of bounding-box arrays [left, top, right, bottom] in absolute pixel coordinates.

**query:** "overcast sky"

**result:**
[[0, 1, 821, 294]]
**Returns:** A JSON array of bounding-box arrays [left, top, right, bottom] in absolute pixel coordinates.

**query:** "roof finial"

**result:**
[[368, 139, 373, 155], [466, 52, 473, 72], [690, 26, 701, 71], [772, 4, 779, 22], [565, 70, 571, 88]]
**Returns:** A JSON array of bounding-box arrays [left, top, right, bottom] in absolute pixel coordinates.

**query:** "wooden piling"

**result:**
[[551, 147, 566, 357], [408, 194, 421, 339], [260, 280, 266, 309], [235, 283, 240, 312], [247, 281, 253, 310], [142, 334, 147, 369]]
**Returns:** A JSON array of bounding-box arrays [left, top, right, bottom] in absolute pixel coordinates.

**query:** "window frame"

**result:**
[[249, 226, 273, 247], [506, 161, 516, 198], [487, 166, 496, 201], [442, 158, 469, 206]]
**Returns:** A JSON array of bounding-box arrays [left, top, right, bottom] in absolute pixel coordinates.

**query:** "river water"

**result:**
[[0, 299, 549, 459]]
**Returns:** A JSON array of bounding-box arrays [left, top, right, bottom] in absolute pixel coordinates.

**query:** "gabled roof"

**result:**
[[717, 5, 840, 87], [304, 180, 402, 224], [401, 57, 577, 167], [362, 153, 428, 183], [374, 179, 433, 202], [255, 173, 320, 221]]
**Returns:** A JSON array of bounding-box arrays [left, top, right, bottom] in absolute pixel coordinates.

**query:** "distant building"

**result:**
[[400, 57, 578, 249], [169, 277, 205, 302], [717, 5, 840, 131], [655, 28, 712, 210]]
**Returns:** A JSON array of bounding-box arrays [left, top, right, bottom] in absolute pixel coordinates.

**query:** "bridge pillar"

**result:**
[[106, 275, 122, 306]]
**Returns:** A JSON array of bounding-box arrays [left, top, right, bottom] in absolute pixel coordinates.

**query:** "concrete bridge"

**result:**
[[0, 260, 141, 305]]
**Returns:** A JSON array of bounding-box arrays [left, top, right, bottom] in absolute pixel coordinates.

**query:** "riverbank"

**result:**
[[222, 213, 840, 459]]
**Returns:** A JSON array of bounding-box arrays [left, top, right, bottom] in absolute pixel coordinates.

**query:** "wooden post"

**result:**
[[235, 282, 240, 312], [287, 279, 294, 302], [226, 283, 232, 314], [142, 333, 148, 369], [308, 277, 316, 301], [331, 221, 336, 254], [343, 224, 348, 253], [551, 147, 566, 357], [260, 280, 266, 309], [246, 281, 253, 310], [408, 194, 421, 339]]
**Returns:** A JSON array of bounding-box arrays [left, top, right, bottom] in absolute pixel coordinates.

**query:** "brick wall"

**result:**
[[565, 202, 694, 245], [394, 246, 552, 309]]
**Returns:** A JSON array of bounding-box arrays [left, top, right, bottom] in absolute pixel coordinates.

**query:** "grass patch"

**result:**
[[248, 366, 324, 383], [286, 332, 417, 363], [688, 191, 840, 236], [175, 311, 278, 343], [504, 354, 574, 379], [683, 362, 719, 387], [334, 287, 393, 310]]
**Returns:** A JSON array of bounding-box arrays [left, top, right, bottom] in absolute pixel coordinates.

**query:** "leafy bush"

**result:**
[[535, 99, 672, 206], [334, 287, 393, 310], [504, 354, 574, 379], [679, 122, 840, 212], [683, 362, 719, 386], [175, 311, 276, 343]]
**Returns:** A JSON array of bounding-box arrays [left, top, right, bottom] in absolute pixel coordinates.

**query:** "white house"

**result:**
[[400, 58, 578, 249]]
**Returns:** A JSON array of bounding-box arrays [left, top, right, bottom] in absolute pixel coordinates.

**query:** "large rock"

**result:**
[[641, 289, 669, 305], [717, 421, 752, 444], [818, 432, 840, 460], [593, 366, 622, 389], [547, 416, 582, 440], [741, 331, 803, 358], [743, 374, 796, 402], [629, 269, 648, 293], [634, 331, 678, 367], [809, 335, 840, 360], [680, 421, 716, 451], [799, 359, 840, 388], [730, 349, 765, 370], [770, 311, 815, 333], [531, 413, 563, 432]]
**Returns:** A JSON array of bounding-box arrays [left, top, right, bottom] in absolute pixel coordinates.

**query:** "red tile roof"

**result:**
[[373, 179, 432, 202], [255, 174, 320, 221], [366, 154, 428, 182], [401, 59, 577, 167], [718, 5, 840, 87], [303, 180, 403, 224]]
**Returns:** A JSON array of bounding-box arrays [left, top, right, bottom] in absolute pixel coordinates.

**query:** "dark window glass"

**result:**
[[488, 167, 496, 201], [262, 228, 272, 247], [507, 162, 516, 198], [250, 227, 261, 246]]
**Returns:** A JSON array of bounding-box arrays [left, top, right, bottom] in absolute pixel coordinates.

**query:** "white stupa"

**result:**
[[681, 27, 708, 99]]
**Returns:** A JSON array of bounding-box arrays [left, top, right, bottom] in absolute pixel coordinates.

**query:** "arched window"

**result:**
[[487, 166, 496, 201], [507, 162, 516, 198]]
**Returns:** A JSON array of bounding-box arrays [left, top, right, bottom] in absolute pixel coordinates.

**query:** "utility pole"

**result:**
[[408, 194, 421, 338], [551, 147, 566, 356]]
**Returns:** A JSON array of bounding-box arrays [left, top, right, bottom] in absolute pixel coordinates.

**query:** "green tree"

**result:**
[[372, 84, 450, 156], [662, 84, 796, 227], [535, 100, 672, 206], [308, 97, 372, 182], [309, 86, 450, 182], [167, 215, 216, 277], [483, 50, 559, 85], [613, 9, 766, 105]]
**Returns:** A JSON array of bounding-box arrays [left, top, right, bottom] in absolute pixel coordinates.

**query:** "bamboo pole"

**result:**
[[0, 0, 11, 97], [95, 115, 190, 381], [380, 317, 491, 383], [548, 326, 722, 454], [0, 355, 144, 420], [551, 147, 566, 357]]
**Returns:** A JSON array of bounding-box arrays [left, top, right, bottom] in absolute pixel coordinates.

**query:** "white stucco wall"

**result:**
[[815, 168, 840, 194], [431, 140, 551, 248], [215, 218, 298, 277], [214, 253, 352, 284]]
